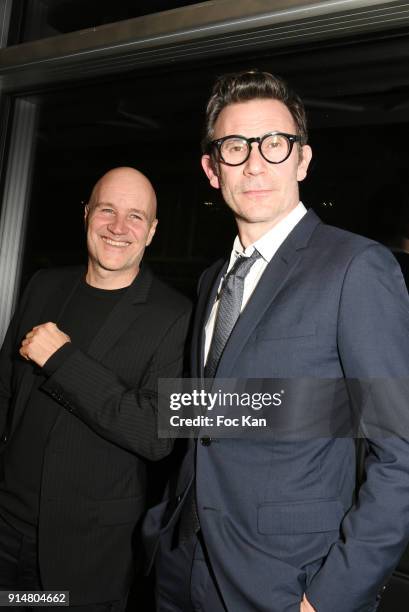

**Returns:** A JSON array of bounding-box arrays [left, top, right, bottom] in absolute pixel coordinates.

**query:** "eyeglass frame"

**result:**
[[208, 131, 302, 166]]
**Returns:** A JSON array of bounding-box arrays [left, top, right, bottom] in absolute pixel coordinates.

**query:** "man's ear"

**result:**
[[201, 154, 221, 189], [146, 218, 158, 247], [84, 204, 89, 228], [297, 145, 312, 182]]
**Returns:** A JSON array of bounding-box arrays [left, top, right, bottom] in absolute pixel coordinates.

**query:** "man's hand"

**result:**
[[301, 594, 317, 612], [19, 322, 71, 367]]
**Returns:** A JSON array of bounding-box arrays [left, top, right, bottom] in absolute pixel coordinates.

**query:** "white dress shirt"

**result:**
[[204, 202, 307, 365]]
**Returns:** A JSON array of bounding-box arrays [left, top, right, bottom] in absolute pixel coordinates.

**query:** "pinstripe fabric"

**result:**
[[0, 265, 191, 605]]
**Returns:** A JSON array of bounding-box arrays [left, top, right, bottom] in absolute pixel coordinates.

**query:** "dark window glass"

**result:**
[[20, 28, 409, 299], [9, 0, 211, 44]]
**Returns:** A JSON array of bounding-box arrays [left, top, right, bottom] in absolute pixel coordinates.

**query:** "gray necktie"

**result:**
[[205, 249, 261, 378], [178, 250, 261, 543]]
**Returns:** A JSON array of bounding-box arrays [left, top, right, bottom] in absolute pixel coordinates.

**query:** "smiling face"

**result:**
[[85, 168, 157, 289], [201, 98, 312, 246]]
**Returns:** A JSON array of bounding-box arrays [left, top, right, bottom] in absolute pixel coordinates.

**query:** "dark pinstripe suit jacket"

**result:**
[[0, 265, 191, 605]]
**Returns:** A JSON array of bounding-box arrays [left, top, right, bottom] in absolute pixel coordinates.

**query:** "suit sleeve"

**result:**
[[0, 271, 42, 435], [0, 307, 19, 435], [307, 244, 409, 611], [0, 319, 16, 436], [40, 307, 191, 461]]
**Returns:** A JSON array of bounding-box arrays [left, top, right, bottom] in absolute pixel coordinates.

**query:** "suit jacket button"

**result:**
[[1, 434, 7, 443], [200, 437, 212, 446]]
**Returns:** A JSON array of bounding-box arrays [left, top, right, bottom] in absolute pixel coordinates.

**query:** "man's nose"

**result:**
[[107, 215, 128, 234], [243, 143, 266, 174]]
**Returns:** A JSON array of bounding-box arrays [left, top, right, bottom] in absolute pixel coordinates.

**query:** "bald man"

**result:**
[[0, 167, 191, 610]]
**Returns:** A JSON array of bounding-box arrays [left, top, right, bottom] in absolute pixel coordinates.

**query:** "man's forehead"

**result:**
[[94, 186, 152, 207], [96, 186, 145, 200], [214, 99, 296, 136]]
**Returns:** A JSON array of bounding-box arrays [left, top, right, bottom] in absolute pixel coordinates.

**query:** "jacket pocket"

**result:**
[[257, 499, 344, 571]]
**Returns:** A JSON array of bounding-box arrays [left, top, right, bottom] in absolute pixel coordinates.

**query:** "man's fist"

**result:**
[[19, 322, 71, 367]]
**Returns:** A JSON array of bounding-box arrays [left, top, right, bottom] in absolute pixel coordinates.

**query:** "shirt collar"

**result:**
[[231, 201, 307, 263]]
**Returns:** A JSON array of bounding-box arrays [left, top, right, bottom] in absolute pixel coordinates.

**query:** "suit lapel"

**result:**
[[22, 267, 83, 377], [41, 268, 84, 325], [215, 209, 321, 377], [86, 264, 152, 361], [11, 268, 84, 435]]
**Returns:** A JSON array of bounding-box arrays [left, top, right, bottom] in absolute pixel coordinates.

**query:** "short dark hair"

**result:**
[[202, 70, 308, 153]]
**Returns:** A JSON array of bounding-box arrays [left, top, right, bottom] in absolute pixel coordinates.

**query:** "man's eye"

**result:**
[[129, 214, 142, 221], [224, 141, 246, 154], [265, 136, 285, 149], [100, 208, 114, 214]]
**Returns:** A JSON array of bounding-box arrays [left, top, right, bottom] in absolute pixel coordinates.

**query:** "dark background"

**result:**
[[18, 26, 409, 298]]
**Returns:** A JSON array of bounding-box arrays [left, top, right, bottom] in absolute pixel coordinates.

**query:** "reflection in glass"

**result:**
[[11, 0, 211, 44]]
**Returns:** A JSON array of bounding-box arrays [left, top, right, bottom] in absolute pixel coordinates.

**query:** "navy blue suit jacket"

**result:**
[[146, 210, 409, 612]]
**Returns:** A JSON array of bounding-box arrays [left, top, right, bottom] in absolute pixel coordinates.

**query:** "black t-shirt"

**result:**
[[0, 278, 128, 537]]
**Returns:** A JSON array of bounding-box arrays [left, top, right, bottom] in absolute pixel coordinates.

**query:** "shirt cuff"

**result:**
[[42, 342, 75, 376]]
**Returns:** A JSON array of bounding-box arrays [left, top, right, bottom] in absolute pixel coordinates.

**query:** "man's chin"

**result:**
[[95, 259, 134, 273], [100, 264, 132, 273], [234, 211, 277, 225]]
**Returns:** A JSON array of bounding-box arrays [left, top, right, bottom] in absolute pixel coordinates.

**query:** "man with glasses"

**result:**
[[147, 71, 409, 612]]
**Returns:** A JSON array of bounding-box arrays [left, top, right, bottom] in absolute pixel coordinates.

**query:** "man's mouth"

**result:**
[[243, 189, 272, 197], [101, 236, 131, 248]]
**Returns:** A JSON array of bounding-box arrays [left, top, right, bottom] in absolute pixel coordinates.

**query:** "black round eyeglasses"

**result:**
[[209, 131, 301, 166]]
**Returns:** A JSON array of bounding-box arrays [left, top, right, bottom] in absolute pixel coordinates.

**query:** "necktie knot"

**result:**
[[205, 248, 261, 379], [224, 249, 261, 284]]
